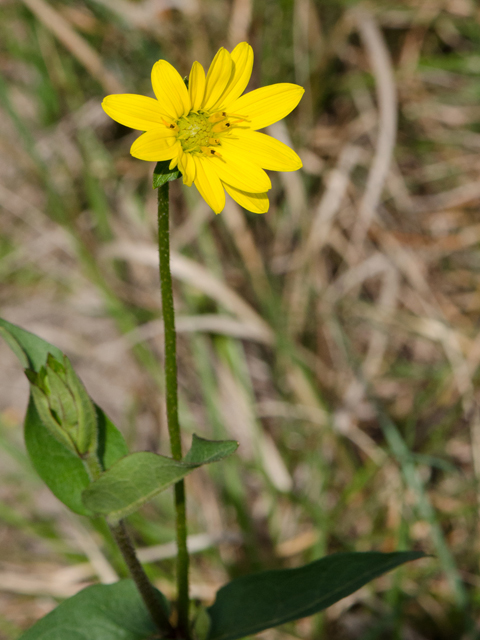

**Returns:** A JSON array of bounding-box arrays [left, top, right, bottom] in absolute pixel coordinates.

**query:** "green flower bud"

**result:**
[[25, 353, 98, 457]]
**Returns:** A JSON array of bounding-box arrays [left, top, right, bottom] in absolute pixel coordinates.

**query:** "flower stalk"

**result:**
[[157, 182, 190, 638]]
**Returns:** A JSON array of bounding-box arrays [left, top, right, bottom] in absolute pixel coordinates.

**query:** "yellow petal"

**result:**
[[202, 48, 234, 111], [222, 130, 302, 171], [130, 129, 180, 161], [151, 60, 191, 120], [218, 42, 254, 108], [189, 61, 206, 112], [178, 150, 196, 186], [102, 94, 170, 131], [210, 145, 271, 193], [228, 83, 304, 130], [193, 156, 225, 214], [224, 183, 269, 214]]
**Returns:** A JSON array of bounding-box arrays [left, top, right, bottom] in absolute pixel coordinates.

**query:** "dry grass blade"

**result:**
[[349, 7, 398, 252], [22, 0, 124, 94], [103, 240, 273, 339], [228, 0, 253, 47]]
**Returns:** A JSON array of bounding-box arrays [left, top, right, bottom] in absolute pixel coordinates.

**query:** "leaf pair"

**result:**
[[1, 318, 426, 640], [18, 551, 424, 640], [0, 318, 237, 520], [83, 434, 238, 521]]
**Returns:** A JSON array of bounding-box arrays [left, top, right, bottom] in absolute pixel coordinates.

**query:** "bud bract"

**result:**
[[25, 353, 98, 457]]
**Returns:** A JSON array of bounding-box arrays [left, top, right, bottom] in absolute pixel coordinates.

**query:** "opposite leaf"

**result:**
[[207, 551, 425, 640], [82, 434, 238, 521], [19, 579, 167, 640]]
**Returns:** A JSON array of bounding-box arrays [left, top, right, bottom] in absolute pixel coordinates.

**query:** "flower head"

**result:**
[[102, 43, 304, 214]]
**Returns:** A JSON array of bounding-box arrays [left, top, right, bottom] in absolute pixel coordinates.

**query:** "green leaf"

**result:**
[[207, 551, 425, 640], [19, 579, 168, 640], [25, 398, 91, 515], [25, 400, 129, 516], [82, 434, 238, 521], [97, 407, 130, 470], [0, 317, 129, 515], [153, 160, 181, 188], [0, 326, 29, 367], [184, 434, 239, 465], [0, 317, 63, 369]]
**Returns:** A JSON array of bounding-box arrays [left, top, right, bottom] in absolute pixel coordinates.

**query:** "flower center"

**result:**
[[176, 112, 214, 153], [173, 110, 249, 157]]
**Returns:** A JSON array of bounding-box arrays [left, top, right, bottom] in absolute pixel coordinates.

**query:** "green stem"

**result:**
[[157, 182, 190, 638], [83, 446, 172, 634], [110, 521, 174, 637]]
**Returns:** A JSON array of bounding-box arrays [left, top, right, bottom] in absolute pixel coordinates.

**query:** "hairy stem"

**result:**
[[110, 521, 174, 636], [84, 406, 172, 633], [157, 182, 190, 638]]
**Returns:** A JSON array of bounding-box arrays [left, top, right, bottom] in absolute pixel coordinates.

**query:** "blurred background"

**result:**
[[1, 0, 480, 637]]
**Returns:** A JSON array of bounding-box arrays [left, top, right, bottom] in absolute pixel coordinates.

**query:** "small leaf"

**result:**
[[153, 160, 181, 188], [207, 551, 426, 640], [0, 318, 129, 515], [82, 452, 187, 520], [184, 434, 238, 465], [18, 579, 168, 640], [83, 435, 238, 521]]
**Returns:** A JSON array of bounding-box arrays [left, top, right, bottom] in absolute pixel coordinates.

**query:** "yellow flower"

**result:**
[[102, 43, 304, 214]]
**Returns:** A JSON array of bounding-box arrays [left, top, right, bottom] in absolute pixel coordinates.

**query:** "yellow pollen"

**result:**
[[208, 112, 227, 123], [212, 121, 231, 133], [201, 147, 223, 159], [161, 118, 179, 132]]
